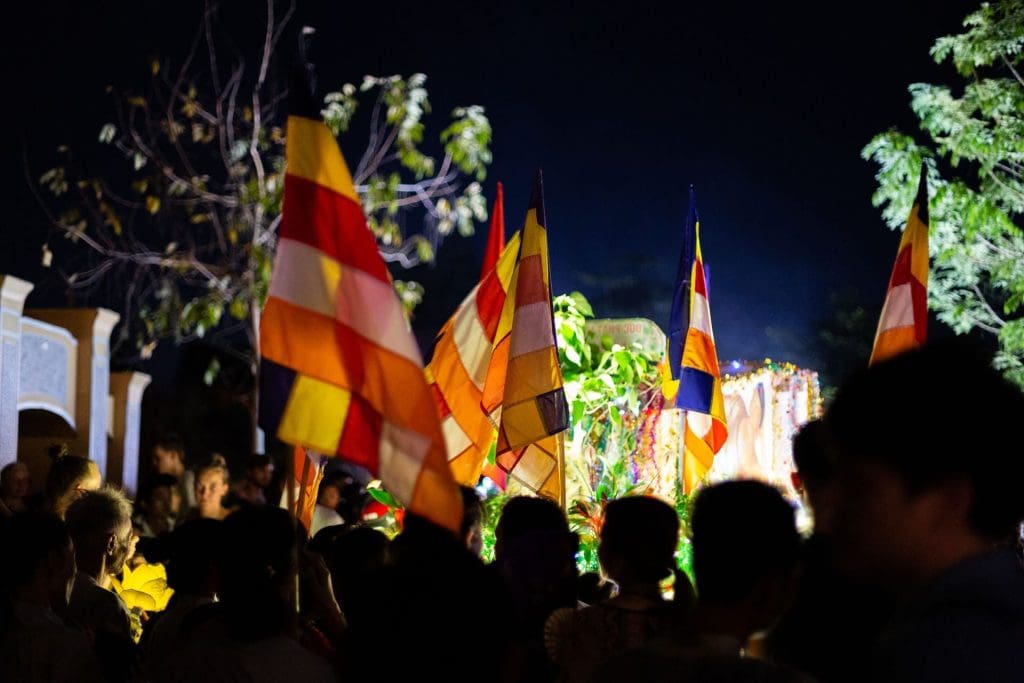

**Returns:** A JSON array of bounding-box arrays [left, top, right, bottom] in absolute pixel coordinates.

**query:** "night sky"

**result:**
[[3, 1, 970, 378]]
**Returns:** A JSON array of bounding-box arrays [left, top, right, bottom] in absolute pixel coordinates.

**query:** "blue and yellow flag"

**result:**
[[662, 186, 697, 401], [663, 188, 729, 492]]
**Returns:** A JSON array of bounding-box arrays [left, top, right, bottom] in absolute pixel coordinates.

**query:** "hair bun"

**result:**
[[47, 443, 70, 462], [210, 454, 228, 468]]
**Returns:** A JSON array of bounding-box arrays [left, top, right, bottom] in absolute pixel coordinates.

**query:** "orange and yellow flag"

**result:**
[[870, 164, 929, 365], [258, 75, 461, 533]]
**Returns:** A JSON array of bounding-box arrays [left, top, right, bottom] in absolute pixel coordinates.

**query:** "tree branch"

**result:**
[[970, 283, 1007, 328]]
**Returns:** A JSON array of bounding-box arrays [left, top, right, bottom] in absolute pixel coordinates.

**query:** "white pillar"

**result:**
[[87, 310, 120, 479], [27, 308, 120, 479], [0, 276, 34, 468], [109, 371, 151, 496]]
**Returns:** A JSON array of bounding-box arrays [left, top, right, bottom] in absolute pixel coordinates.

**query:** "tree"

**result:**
[[36, 0, 492, 373], [813, 288, 880, 401], [863, 0, 1024, 386]]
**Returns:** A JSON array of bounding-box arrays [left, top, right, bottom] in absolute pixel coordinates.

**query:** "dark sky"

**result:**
[[2, 0, 970, 377]]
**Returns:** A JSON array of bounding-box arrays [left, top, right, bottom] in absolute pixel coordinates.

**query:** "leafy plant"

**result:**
[[553, 292, 684, 573]]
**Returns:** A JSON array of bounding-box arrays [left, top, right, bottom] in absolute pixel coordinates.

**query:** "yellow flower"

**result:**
[[111, 561, 174, 613]]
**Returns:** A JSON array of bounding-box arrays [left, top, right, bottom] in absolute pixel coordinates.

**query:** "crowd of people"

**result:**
[[1, 340, 1023, 681]]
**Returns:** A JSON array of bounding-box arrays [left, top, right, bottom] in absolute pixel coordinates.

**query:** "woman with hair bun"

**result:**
[[192, 454, 234, 521], [44, 447, 101, 519]]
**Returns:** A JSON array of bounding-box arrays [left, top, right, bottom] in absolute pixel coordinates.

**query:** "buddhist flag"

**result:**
[[282, 444, 326, 533], [870, 164, 929, 365], [482, 172, 569, 502], [662, 186, 698, 401], [481, 182, 506, 278], [675, 214, 728, 493], [426, 187, 519, 486], [258, 72, 462, 533]]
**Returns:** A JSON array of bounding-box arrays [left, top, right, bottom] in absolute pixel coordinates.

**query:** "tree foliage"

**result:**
[[36, 0, 491, 368], [863, 0, 1024, 386]]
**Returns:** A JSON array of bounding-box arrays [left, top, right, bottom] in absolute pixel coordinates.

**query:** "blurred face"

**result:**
[[3, 464, 30, 499], [250, 464, 273, 488], [319, 484, 341, 510], [831, 458, 942, 586], [152, 446, 183, 475], [148, 486, 173, 519], [195, 470, 229, 514]]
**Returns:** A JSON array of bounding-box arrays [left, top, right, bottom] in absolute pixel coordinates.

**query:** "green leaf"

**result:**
[[98, 124, 116, 144], [569, 291, 594, 317], [368, 487, 402, 509]]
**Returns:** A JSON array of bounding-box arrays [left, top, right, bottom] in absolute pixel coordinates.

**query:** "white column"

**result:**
[[109, 371, 151, 496], [88, 310, 120, 479], [0, 276, 34, 468]]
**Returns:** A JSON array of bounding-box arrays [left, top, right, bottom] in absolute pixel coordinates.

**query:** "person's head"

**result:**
[[165, 518, 224, 597], [195, 455, 230, 517], [218, 506, 300, 639], [152, 433, 186, 476], [1, 462, 30, 501], [317, 478, 342, 510], [692, 481, 800, 636], [138, 473, 179, 521], [790, 420, 836, 532], [459, 485, 484, 556], [65, 486, 135, 579], [493, 496, 579, 613], [494, 495, 574, 562], [317, 525, 390, 615], [599, 496, 679, 587], [45, 450, 101, 519], [1, 513, 77, 608], [246, 453, 273, 488], [824, 340, 1024, 587]]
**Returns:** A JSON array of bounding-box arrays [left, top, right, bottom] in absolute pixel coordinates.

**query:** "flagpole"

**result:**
[[558, 434, 567, 513], [288, 446, 300, 614], [678, 408, 687, 500]]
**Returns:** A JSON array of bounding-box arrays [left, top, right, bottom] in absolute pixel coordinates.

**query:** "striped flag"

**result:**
[[482, 172, 569, 502], [674, 205, 728, 493], [426, 212, 520, 486], [481, 182, 506, 278], [283, 444, 326, 533], [870, 164, 929, 365], [662, 185, 698, 401], [258, 74, 462, 533]]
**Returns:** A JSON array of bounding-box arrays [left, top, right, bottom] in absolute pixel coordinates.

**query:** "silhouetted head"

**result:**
[[45, 451, 100, 519], [692, 480, 800, 633], [1, 462, 30, 501], [494, 495, 573, 561], [65, 486, 135, 577], [0, 513, 76, 608], [791, 420, 837, 531], [164, 518, 224, 597], [825, 340, 1024, 585], [218, 506, 299, 639], [152, 433, 186, 476], [245, 453, 273, 488], [138, 473, 180, 520], [599, 496, 679, 585]]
